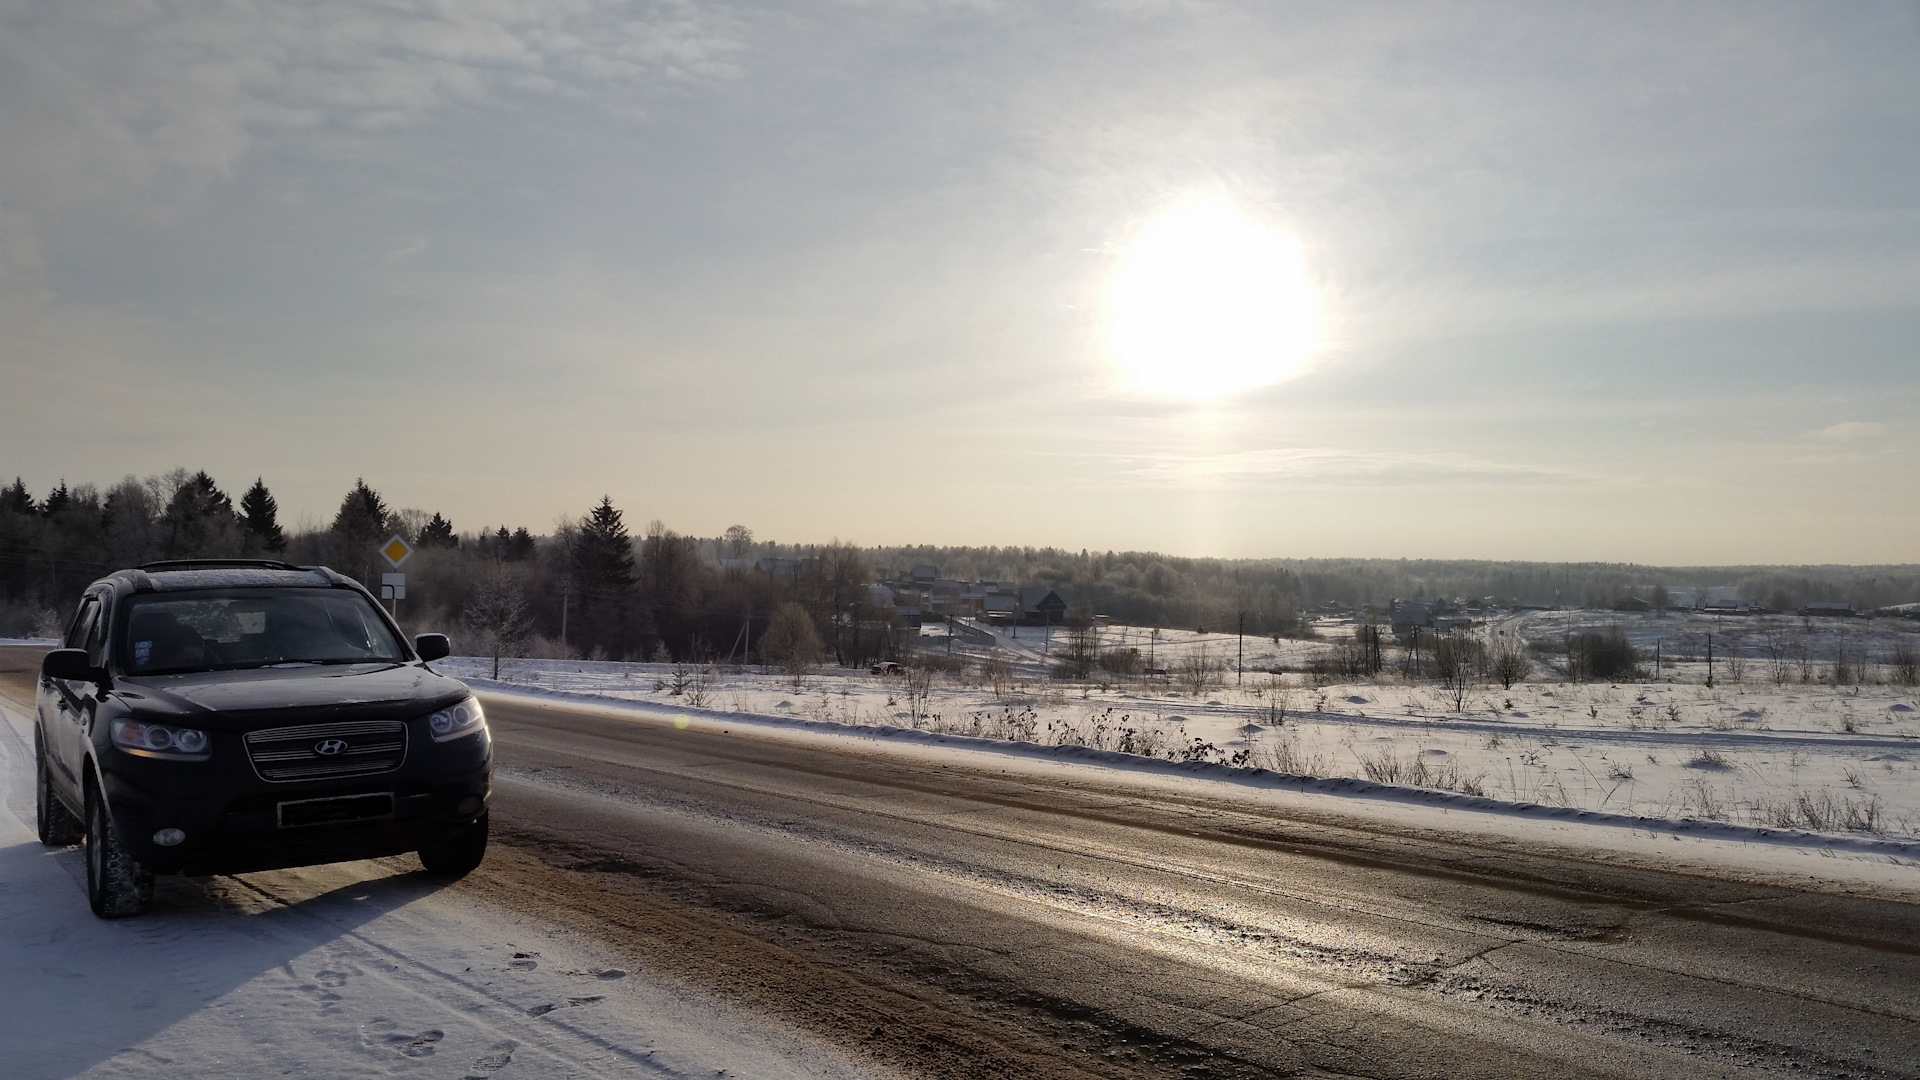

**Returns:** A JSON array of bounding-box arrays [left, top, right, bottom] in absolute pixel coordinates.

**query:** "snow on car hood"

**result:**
[[113, 662, 469, 727]]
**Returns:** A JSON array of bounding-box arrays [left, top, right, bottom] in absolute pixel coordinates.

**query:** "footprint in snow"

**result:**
[[527, 996, 603, 1017], [385, 1030, 444, 1058], [464, 1040, 517, 1079], [298, 984, 343, 1008]]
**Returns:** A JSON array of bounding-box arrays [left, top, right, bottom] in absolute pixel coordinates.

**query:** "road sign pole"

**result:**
[[378, 535, 414, 629]]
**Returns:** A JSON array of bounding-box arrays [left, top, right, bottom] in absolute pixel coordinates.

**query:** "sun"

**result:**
[[1107, 199, 1316, 399]]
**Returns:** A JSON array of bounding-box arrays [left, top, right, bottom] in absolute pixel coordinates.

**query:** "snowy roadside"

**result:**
[[0, 696, 878, 1080], [445, 649, 1920, 845], [458, 671, 1920, 896]]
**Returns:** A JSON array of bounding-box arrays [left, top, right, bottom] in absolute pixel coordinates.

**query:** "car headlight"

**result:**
[[111, 719, 211, 760], [427, 697, 487, 743]]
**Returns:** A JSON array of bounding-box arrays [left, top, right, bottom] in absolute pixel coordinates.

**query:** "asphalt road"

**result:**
[[5, 646, 1919, 1078]]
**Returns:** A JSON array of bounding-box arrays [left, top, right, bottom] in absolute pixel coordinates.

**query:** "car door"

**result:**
[[46, 594, 101, 791], [78, 592, 114, 778]]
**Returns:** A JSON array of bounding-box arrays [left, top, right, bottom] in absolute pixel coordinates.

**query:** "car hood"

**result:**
[[111, 663, 470, 730]]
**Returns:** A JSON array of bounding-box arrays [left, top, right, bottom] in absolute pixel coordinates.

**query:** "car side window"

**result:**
[[65, 597, 99, 650], [86, 597, 111, 662]]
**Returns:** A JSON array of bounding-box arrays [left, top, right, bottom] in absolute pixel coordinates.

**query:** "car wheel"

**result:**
[[37, 739, 84, 847], [418, 811, 488, 879], [86, 785, 154, 918]]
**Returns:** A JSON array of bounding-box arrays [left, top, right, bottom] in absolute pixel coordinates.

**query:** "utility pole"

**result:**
[[1706, 633, 1714, 688], [1237, 611, 1245, 686], [560, 578, 571, 656]]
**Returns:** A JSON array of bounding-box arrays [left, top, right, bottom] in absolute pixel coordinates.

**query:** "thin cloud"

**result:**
[[1808, 420, 1886, 442], [1125, 447, 1590, 489], [0, 1, 749, 216]]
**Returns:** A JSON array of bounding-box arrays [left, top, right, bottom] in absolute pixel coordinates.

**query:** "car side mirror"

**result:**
[[43, 648, 101, 682], [415, 634, 451, 662]]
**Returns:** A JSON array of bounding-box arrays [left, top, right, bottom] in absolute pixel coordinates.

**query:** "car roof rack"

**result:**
[[138, 559, 309, 573]]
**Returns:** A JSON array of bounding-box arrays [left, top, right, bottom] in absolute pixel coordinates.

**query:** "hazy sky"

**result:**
[[3, 2, 1916, 563]]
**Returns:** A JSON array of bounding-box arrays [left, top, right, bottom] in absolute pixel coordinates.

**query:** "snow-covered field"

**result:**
[[444, 609, 1920, 847], [0, 696, 875, 1079]]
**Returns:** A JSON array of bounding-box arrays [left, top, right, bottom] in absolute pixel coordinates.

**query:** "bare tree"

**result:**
[[1892, 637, 1919, 688], [465, 568, 532, 679], [1433, 633, 1485, 711], [982, 653, 1014, 699], [1831, 633, 1855, 686], [1722, 635, 1747, 684], [1765, 631, 1793, 685], [1054, 621, 1099, 680], [1177, 645, 1221, 697], [759, 601, 823, 687], [1489, 631, 1531, 690], [1432, 633, 1485, 684], [904, 661, 936, 724]]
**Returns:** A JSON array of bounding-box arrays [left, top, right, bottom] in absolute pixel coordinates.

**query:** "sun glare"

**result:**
[[1107, 200, 1316, 399]]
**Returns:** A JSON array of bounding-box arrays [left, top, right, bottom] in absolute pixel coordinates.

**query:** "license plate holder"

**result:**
[[276, 793, 394, 828]]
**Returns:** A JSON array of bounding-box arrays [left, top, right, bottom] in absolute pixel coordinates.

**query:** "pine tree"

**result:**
[[418, 512, 457, 549], [330, 478, 389, 549], [162, 471, 237, 556], [41, 481, 72, 518], [573, 498, 635, 587], [0, 478, 39, 605], [568, 498, 641, 658], [479, 525, 531, 562], [1, 478, 34, 515], [240, 478, 287, 552]]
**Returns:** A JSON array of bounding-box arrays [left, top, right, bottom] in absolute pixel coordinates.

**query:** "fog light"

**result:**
[[454, 797, 483, 817], [153, 828, 186, 847]]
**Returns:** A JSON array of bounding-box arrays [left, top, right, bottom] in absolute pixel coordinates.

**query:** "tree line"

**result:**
[[5, 469, 1918, 662], [0, 471, 901, 667]]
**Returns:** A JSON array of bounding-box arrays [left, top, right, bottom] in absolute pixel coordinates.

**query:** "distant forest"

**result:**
[[4, 469, 1918, 663]]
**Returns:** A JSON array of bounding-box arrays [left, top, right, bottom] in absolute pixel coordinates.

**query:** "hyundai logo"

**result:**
[[313, 738, 350, 756]]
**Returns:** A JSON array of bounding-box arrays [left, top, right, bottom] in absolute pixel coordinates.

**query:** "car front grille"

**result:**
[[244, 720, 408, 782]]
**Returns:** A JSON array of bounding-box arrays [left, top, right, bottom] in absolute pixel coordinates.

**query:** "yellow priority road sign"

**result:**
[[380, 534, 414, 568]]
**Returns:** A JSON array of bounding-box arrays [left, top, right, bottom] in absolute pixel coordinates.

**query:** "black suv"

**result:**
[[34, 560, 491, 918]]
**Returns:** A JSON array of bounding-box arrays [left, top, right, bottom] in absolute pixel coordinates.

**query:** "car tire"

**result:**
[[418, 811, 488, 879], [37, 738, 84, 847], [86, 785, 154, 918]]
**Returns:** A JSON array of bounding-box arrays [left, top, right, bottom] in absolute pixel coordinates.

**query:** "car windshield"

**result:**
[[120, 588, 407, 675]]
